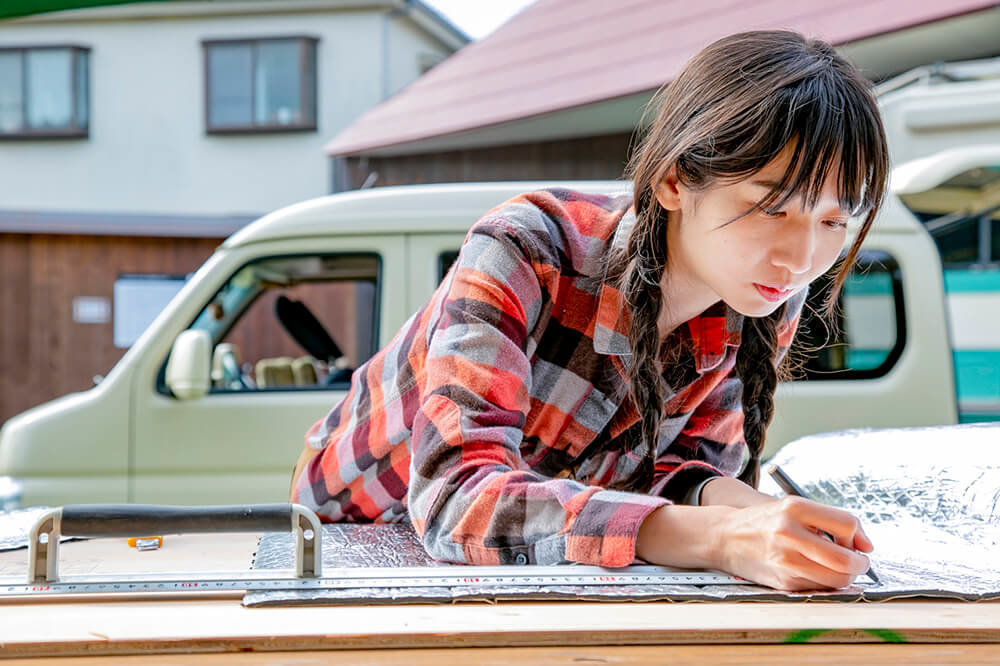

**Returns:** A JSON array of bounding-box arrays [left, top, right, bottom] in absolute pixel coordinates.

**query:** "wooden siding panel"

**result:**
[[0, 234, 220, 425], [345, 132, 634, 190], [0, 235, 30, 421]]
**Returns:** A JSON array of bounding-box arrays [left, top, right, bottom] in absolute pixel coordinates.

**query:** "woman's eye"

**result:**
[[760, 208, 784, 218], [823, 219, 848, 229]]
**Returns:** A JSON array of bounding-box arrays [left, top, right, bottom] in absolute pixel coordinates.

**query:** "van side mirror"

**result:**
[[166, 330, 211, 400]]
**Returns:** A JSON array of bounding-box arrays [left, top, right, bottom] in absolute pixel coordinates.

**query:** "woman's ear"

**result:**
[[653, 165, 683, 211]]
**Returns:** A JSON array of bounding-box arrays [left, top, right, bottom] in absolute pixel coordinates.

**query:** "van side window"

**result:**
[[438, 250, 460, 283], [793, 250, 905, 380], [162, 253, 379, 394], [899, 164, 1000, 268]]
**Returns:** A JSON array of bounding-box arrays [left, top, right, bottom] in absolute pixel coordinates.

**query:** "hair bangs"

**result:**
[[754, 77, 885, 221]]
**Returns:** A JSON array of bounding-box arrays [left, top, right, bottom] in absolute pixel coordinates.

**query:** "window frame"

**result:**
[[201, 35, 319, 135], [794, 249, 907, 382], [156, 251, 382, 396], [0, 44, 90, 139], [437, 249, 460, 282], [924, 207, 1000, 270]]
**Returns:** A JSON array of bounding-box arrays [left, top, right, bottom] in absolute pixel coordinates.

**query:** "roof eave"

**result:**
[[8, 0, 431, 23]]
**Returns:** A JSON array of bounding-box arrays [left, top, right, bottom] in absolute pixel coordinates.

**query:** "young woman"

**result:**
[[291, 30, 889, 592]]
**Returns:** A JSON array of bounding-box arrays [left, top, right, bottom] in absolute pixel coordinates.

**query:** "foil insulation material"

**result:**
[[758, 422, 1000, 602], [247, 423, 1000, 606], [0, 507, 85, 552]]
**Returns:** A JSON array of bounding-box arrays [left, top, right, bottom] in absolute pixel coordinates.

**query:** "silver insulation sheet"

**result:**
[[0, 507, 84, 552], [246, 423, 1000, 606]]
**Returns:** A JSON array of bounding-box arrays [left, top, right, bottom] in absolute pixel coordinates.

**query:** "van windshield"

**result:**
[[169, 253, 380, 393], [189, 265, 259, 342]]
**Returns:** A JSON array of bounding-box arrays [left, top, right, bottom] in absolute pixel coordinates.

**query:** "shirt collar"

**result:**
[[592, 206, 744, 373], [686, 301, 743, 372]]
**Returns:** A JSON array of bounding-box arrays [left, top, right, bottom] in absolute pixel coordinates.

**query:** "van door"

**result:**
[[130, 235, 406, 505], [406, 232, 466, 312]]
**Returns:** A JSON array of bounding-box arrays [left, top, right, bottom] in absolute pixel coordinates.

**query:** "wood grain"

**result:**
[[0, 233, 220, 423], [2, 643, 1000, 664], [1, 597, 999, 658], [343, 132, 634, 189]]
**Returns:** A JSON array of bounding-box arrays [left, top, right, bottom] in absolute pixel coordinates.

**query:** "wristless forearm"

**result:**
[[635, 504, 734, 570]]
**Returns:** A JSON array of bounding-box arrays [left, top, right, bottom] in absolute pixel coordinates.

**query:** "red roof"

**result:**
[[325, 0, 999, 156]]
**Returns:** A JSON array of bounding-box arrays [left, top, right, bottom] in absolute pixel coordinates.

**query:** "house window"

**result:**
[[0, 45, 89, 138], [203, 37, 317, 133]]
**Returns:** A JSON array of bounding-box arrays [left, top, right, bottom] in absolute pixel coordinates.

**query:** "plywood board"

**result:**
[[4, 644, 1000, 665], [2, 598, 1000, 658], [2, 525, 999, 659]]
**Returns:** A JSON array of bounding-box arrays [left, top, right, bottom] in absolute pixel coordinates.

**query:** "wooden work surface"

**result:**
[[0, 533, 999, 662]]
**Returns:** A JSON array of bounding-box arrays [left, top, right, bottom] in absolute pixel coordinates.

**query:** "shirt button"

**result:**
[[514, 553, 528, 565]]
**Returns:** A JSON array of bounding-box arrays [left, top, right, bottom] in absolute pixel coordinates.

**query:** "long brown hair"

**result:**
[[611, 30, 889, 491]]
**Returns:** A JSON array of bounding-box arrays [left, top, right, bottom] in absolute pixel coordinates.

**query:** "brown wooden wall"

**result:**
[[342, 131, 636, 189], [0, 233, 221, 424]]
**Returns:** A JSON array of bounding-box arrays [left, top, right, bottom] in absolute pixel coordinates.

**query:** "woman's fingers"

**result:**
[[854, 529, 875, 553], [790, 523, 871, 576], [773, 549, 858, 591], [782, 497, 874, 555]]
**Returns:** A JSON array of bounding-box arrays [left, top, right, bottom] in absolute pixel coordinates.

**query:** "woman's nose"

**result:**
[[769, 219, 815, 275]]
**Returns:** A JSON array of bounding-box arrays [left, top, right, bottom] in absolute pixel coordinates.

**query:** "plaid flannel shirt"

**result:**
[[294, 188, 805, 567]]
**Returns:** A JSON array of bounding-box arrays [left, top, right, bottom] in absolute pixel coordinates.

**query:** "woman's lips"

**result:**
[[754, 283, 793, 302]]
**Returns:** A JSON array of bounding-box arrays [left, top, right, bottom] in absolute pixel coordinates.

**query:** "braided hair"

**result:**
[[607, 198, 671, 492], [734, 306, 786, 488]]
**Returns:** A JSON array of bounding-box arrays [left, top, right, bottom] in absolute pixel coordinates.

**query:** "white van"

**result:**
[[0, 159, 967, 508]]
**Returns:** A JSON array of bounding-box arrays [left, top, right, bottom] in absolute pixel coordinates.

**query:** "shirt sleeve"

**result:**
[[407, 213, 668, 568], [649, 287, 810, 502]]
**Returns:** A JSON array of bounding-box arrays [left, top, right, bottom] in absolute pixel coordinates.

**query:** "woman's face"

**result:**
[[655, 147, 852, 318]]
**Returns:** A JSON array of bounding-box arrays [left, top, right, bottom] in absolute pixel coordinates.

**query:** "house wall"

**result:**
[[0, 233, 219, 421], [0, 7, 452, 218], [384, 9, 453, 99]]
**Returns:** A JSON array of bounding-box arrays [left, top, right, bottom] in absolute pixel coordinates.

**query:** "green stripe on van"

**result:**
[[843, 272, 892, 295], [944, 269, 1000, 293], [954, 350, 1000, 400]]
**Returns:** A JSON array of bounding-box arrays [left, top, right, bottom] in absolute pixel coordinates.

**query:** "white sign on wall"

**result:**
[[113, 275, 188, 348], [72, 297, 111, 324]]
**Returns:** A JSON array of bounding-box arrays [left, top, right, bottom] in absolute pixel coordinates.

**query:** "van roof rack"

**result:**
[[876, 55, 1000, 97]]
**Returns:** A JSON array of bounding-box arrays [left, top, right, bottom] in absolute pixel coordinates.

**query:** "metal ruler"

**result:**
[[3, 503, 750, 598], [0, 565, 748, 598]]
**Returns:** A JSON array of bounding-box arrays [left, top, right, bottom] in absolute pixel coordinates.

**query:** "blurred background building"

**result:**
[[0, 0, 466, 422]]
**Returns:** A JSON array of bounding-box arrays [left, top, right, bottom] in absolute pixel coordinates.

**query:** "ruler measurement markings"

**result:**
[[0, 569, 744, 597]]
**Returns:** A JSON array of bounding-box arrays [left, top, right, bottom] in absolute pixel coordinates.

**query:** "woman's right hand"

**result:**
[[713, 496, 874, 591]]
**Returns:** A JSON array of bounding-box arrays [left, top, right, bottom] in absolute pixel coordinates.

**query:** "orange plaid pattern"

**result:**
[[294, 189, 805, 567]]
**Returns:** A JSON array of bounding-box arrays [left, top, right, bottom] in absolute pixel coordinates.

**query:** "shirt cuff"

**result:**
[[682, 476, 717, 506], [652, 460, 724, 505], [565, 488, 669, 568]]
